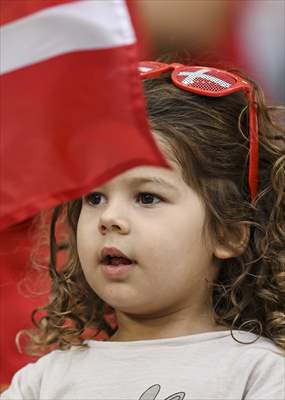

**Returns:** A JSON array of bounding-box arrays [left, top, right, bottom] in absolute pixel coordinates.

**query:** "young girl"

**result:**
[[2, 62, 285, 400]]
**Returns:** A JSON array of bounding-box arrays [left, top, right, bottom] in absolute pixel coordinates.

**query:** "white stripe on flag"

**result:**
[[0, 0, 136, 75]]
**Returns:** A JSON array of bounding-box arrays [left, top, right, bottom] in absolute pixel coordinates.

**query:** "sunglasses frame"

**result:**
[[139, 61, 259, 201]]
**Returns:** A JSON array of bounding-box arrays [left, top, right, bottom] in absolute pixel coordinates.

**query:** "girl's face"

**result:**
[[77, 144, 221, 317]]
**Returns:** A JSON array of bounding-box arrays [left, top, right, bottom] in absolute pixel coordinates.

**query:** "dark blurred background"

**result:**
[[135, 0, 285, 104]]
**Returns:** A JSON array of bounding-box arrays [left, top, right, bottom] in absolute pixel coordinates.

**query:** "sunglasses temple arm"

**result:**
[[248, 92, 259, 201]]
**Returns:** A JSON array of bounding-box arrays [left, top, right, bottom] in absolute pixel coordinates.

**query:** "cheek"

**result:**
[[150, 210, 203, 247], [140, 210, 209, 270]]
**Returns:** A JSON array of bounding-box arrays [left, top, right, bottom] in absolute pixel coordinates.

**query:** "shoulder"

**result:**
[[1, 345, 90, 400], [24, 344, 92, 373], [223, 331, 285, 399], [243, 342, 285, 400], [218, 330, 284, 362], [227, 330, 284, 356]]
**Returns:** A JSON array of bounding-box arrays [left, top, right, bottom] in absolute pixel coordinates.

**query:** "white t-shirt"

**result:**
[[1, 330, 284, 400]]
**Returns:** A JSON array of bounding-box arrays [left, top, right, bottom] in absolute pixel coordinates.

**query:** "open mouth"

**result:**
[[101, 255, 137, 278], [102, 255, 133, 266]]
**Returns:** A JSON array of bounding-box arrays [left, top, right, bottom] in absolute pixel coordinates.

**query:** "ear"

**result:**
[[213, 223, 249, 260]]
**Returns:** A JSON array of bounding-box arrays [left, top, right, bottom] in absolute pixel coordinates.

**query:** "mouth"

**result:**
[[101, 247, 134, 265], [100, 247, 137, 279], [100, 248, 137, 279], [101, 257, 137, 280], [102, 255, 133, 266]]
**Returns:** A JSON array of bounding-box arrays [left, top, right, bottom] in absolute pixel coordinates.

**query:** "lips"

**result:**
[[100, 247, 134, 265]]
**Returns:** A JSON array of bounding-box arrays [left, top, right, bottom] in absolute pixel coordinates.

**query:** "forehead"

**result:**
[[97, 133, 185, 190], [95, 154, 185, 189], [100, 163, 182, 189]]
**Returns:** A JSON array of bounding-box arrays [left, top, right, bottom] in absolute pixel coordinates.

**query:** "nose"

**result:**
[[98, 205, 130, 235]]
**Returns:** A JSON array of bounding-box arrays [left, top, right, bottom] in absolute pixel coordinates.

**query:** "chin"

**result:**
[[104, 297, 152, 315]]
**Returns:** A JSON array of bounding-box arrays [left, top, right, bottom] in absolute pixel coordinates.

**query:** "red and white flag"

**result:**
[[0, 0, 168, 230], [0, 0, 169, 385]]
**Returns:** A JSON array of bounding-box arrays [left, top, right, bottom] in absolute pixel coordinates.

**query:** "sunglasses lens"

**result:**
[[173, 67, 238, 95], [138, 61, 171, 78]]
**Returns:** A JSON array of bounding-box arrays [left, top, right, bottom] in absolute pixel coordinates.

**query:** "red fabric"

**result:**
[[1, 47, 168, 230], [0, 220, 49, 385], [0, 4, 169, 230], [0, 0, 168, 386]]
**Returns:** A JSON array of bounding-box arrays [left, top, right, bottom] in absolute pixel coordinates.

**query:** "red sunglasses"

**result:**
[[139, 61, 259, 201]]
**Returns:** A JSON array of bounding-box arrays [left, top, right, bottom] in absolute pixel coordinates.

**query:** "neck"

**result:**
[[109, 305, 227, 342]]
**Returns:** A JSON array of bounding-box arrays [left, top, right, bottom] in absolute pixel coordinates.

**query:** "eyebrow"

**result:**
[[127, 177, 177, 191]]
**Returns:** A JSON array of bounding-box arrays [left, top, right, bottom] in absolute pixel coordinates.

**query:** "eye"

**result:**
[[136, 192, 162, 205], [84, 192, 106, 206]]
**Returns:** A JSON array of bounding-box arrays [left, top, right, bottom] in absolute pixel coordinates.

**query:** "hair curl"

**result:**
[[21, 68, 285, 355]]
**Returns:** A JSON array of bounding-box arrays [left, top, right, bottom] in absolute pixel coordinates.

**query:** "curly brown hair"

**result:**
[[22, 67, 285, 355]]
